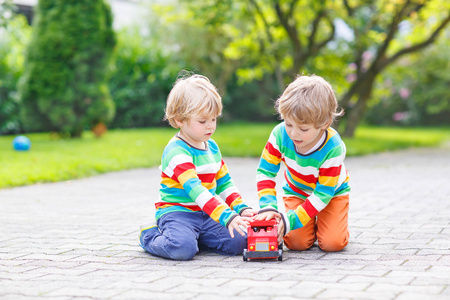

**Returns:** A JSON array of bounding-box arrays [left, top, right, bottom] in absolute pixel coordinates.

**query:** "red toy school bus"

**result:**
[[243, 219, 283, 261]]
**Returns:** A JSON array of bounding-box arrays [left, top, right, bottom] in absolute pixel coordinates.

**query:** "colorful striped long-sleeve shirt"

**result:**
[[257, 122, 350, 234], [155, 135, 250, 228]]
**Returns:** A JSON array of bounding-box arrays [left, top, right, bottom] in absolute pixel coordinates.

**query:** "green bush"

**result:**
[[0, 15, 30, 134], [108, 34, 279, 126], [108, 27, 180, 128], [223, 74, 279, 122], [18, 0, 116, 137]]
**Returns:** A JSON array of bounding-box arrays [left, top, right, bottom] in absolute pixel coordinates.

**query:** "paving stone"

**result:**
[[1, 147, 449, 299]]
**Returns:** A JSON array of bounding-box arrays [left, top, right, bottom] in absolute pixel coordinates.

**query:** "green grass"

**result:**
[[1, 123, 449, 189], [345, 126, 450, 156], [0, 128, 177, 189]]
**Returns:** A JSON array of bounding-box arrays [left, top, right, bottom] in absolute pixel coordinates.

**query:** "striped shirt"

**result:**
[[257, 122, 350, 233], [156, 135, 249, 228]]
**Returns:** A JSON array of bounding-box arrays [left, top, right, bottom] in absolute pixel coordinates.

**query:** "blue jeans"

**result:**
[[140, 211, 247, 260]]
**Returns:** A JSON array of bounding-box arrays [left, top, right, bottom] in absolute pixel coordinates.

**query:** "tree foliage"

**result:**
[[147, 2, 241, 94], [18, 0, 116, 137], [172, 0, 449, 136], [0, 0, 15, 28], [142, 1, 279, 121], [4, 0, 448, 135], [171, 0, 338, 93], [338, 0, 450, 136], [365, 37, 450, 126]]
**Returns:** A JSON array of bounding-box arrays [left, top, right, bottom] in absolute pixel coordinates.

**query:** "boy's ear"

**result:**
[[174, 118, 184, 128], [320, 120, 332, 130]]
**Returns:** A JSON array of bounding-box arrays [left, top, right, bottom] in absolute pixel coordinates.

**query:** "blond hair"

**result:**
[[275, 75, 343, 128], [164, 73, 222, 128]]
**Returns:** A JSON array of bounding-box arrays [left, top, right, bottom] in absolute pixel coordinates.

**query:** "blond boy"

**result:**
[[140, 73, 256, 260], [255, 75, 351, 252]]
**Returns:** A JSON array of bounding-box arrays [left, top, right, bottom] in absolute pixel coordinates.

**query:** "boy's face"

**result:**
[[176, 114, 217, 149], [284, 117, 328, 154]]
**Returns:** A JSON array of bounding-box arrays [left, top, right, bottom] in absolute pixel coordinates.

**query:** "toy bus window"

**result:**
[[253, 226, 273, 232]]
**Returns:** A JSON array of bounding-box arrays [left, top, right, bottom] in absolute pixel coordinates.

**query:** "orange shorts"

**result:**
[[283, 194, 349, 252]]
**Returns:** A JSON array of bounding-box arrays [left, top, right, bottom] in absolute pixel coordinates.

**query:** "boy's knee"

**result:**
[[284, 238, 314, 251], [169, 247, 197, 260], [167, 238, 198, 260], [283, 233, 315, 251], [318, 237, 348, 252], [139, 227, 158, 250]]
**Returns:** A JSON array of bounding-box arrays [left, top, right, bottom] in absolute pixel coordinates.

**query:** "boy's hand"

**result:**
[[254, 211, 281, 221], [254, 211, 285, 244], [241, 208, 258, 218], [228, 216, 252, 238], [277, 218, 285, 244]]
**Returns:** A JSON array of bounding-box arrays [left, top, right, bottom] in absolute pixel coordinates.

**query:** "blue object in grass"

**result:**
[[13, 135, 31, 151]]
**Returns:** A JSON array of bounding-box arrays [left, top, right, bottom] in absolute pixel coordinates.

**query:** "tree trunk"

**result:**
[[275, 66, 284, 92], [343, 94, 367, 137], [342, 75, 375, 137]]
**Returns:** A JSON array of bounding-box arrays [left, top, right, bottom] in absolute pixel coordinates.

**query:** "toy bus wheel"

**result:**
[[243, 249, 248, 261]]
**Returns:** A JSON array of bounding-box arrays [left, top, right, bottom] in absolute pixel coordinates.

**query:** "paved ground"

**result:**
[[1, 147, 449, 300]]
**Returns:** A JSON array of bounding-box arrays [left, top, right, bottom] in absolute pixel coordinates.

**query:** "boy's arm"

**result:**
[[257, 132, 282, 212], [282, 146, 350, 235], [215, 159, 252, 215], [163, 149, 238, 228]]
